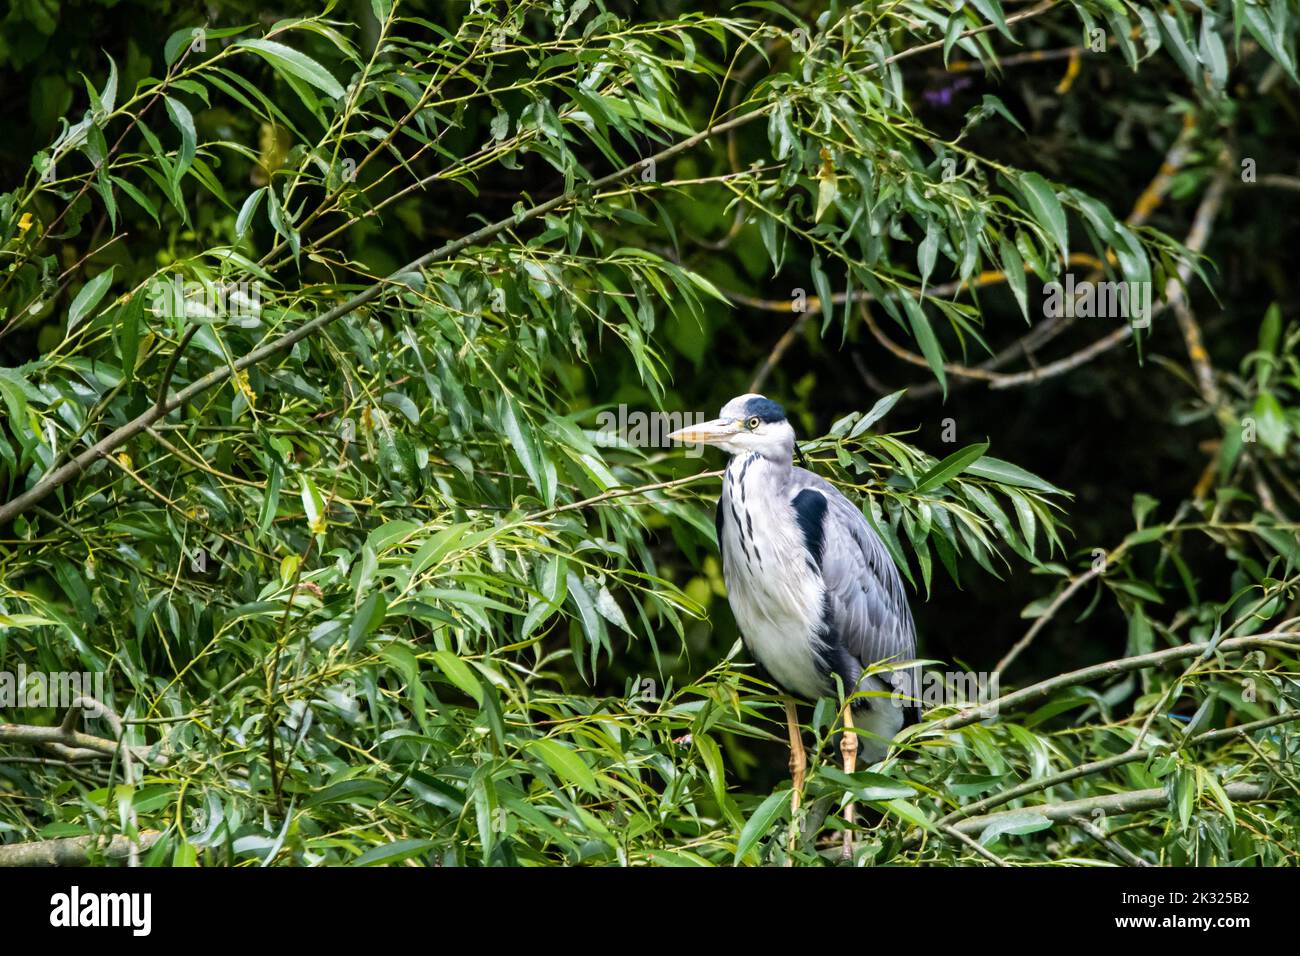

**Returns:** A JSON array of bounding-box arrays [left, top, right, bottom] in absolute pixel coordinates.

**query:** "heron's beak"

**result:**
[[667, 418, 742, 446]]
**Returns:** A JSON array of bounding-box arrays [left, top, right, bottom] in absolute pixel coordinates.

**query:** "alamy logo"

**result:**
[[1043, 275, 1152, 328], [889, 669, 1000, 712], [594, 406, 707, 458], [0, 666, 106, 714], [147, 272, 262, 327], [49, 886, 151, 936]]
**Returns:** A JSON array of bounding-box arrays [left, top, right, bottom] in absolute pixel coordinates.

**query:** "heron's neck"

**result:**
[[727, 449, 792, 491]]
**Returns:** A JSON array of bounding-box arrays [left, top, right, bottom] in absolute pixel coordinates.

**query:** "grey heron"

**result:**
[[668, 393, 920, 862]]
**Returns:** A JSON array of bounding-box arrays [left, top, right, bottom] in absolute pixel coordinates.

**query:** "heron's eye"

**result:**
[[747, 417, 761, 430]]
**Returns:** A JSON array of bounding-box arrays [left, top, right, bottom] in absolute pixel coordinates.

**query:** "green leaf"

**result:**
[[0, 613, 59, 628], [347, 591, 387, 653], [527, 738, 598, 794], [383, 391, 420, 425], [352, 838, 437, 866], [67, 266, 116, 332], [998, 234, 1029, 321], [236, 39, 346, 99], [409, 522, 473, 580], [978, 811, 1052, 845], [918, 219, 939, 293], [235, 187, 266, 240], [430, 650, 483, 706], [965, 456, 1066, 495], [850, 389, 906, 437], [882, 799, 932, 831], [1158, 11, 1202, 82], [1199, 14, 1229, 88], [902, 294, 946, 399], [1252, 392, 1290, 454], [914, 441, 990, 493], [977, 94, 1024, 134], [113, 175, 159, 225], [810, 254, 833, 332], [498, 394, 544, 500], [1242, 3, 1297, 81], [1017, 172, 1069, 262], [164, 96, 196, 187], [117, 290, 145, 387], [819, 767, 916, 801], [967, 0, 1012, 40], [1172, 768, 1196, 831], [1259, 302, 1282, 356], [1200, 770, 1236, 828], [165, 25, 254, 66], [734, 789, 789, 864]]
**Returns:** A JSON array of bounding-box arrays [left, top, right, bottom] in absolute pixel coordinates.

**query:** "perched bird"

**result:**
[[669, 393, 920, 860]]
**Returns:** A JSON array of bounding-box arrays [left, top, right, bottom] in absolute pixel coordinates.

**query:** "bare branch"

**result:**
[[0, 831, 163, 867]]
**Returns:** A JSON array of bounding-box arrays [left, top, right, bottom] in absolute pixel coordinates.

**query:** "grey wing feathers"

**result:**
[[791, 469, 920, 719]]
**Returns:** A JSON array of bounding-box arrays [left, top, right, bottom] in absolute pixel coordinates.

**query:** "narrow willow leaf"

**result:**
[[918, 219, 939, 293], [914, 441, 990, 493], [431, 650, 483, 706], [236, 39, 346, 99], [1017, 172, 1068, 263], [347, 591, 387, 653], [850, 389, 906, 437], [998, 234, 1029, 322], [734, 789, 789, 864], [235, 187, 266, 239], [978, 811, 1052, 845], [67, 266, 116, 332], [902, 294, 946, 399], [164, 96, 196, 188], [117, 290, 145, 387], [528, 738, 598, 794]]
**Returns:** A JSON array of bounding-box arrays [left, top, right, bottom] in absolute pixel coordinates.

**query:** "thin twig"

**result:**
[[921, 630, 1300, 733], [938, 822, 1011, 865], [911, 711, 1300, 848], [995, 563, 1107, 674], [942, 782, 1269, 837], [1072, 815, 1152, 866], [527, 469, 723, 521], [155, 324, 200, 413]]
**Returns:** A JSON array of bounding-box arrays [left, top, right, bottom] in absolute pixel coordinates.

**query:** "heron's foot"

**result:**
[[784, 698, 808, 866], [786, 749, 808, 865], [839, 728, 859, 772], [788, 746, 807, 780], [840, 705, 859, 863]]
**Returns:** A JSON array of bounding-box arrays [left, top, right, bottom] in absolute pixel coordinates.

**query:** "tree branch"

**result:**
[[0, 831, 163, 867], [942, 782, 1269, 837], [0, 707, 165, 766], [1071, 815, 1153, 866], [910, 711, 1300, 848], [920, 631, 1300, 734]]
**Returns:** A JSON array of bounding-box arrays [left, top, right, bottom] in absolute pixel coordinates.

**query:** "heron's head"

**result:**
[[667, 393, 795, 461]]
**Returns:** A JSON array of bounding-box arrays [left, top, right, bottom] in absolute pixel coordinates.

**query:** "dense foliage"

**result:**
[[1, 0, 1298, 866]]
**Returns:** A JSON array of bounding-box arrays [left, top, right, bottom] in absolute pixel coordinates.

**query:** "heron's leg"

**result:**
[[840, 703, 858, 862], [784, 697, 806, 864]]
